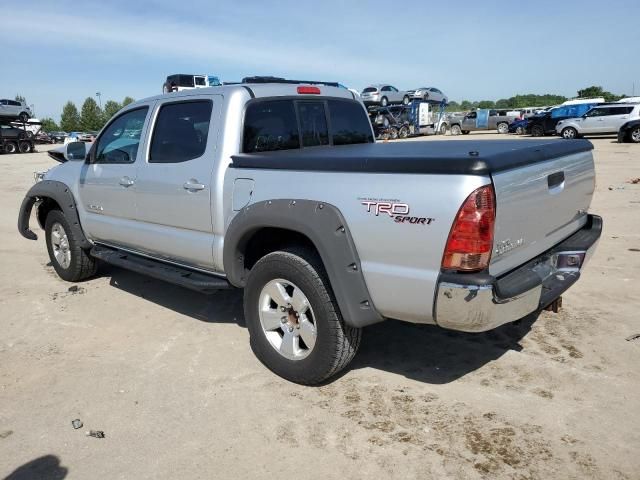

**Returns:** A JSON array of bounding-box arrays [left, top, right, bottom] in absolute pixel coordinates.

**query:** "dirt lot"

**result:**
[[1, 134, 639, 479]]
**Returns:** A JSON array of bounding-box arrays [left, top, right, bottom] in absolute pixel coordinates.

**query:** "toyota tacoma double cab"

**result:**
[[18, 78, 601, 384]]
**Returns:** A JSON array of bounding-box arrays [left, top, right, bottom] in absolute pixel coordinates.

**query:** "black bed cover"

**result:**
[[231, 139, 593, 175]]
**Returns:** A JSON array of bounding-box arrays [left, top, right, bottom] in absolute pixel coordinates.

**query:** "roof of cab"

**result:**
[[132, 82, 357, 107]]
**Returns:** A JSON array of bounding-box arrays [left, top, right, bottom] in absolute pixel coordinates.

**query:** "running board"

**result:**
[[90, 245, 232, 294]]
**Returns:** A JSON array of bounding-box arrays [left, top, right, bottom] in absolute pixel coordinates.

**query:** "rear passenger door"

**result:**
[[131, 96, 220, 269], [601, 106, 633, 132]]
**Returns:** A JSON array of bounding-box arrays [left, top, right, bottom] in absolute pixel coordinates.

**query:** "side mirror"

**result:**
[[66, 141, 87, 161]]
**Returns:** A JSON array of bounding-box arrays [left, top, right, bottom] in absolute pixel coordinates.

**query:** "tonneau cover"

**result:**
[[231, 139, 593, 175]]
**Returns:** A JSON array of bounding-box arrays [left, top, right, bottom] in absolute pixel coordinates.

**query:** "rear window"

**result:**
[[328, 100, 374, 145], [243, 101, 300, 153], [362, 87, 377, 93], [242, 99, 373, 153]]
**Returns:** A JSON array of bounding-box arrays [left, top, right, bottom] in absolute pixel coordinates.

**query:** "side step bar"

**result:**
[[90, 245, 232, 294]]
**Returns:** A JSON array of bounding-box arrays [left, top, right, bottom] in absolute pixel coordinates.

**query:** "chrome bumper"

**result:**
[[434, 215, 602, 333]]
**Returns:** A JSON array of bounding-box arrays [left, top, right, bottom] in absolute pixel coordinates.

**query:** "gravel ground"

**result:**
[[1, 134, 639, 480]]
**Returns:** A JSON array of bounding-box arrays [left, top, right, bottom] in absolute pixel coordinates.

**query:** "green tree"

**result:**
[[477, 100, 495, 109], [577, 85, 621, 102], [41, 117, 59, 132], [122, 96, 135, 107], [15, 94, 26, 103], [60, 101, 80, 131], [102, 100, 122, 123], [80, 97, 103, 131], [459, 100, 473, 111]]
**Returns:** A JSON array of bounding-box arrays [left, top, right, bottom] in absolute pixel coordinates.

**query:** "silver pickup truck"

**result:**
[[18, 80, 601, 384], [449, 109, 518, 135]]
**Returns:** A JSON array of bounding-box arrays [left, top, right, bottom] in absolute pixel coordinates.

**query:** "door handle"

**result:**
[[119, 176, 135, 187], [183, 180, 205, 191]]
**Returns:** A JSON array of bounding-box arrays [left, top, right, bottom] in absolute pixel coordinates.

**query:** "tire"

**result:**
[[399, 125, 409, 139], [244, 247, 362, 385], [630, 127, 640, 143], [462, 130, 470, 135], [439, 123, 448, 135], [26, 130, 34, 138], [45, 210, 97, 282], [380, 97, 388, 107], [18, 112, 29, 123], [18, 141, 31, 153], [389, 127, 399, 140], [4, 141, 17, 154], [450, 124, 462, 135], [423, 93, 429, 101], [497, 122, 509, 134], [531, 124, 544, 137], [402, 95, 410, 105], [561, 127, 578, 139], [515, 126, 524, 135]]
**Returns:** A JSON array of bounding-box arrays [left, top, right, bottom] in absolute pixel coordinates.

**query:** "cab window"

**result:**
[[149, 100, 213, 163], [93, 107, 148, 164]]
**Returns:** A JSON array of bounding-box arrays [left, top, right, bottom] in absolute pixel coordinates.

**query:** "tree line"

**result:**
[[445, 85, 626, 112], [38, 96, 136, 133]]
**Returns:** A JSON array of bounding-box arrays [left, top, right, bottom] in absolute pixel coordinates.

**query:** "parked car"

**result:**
[[49, 132, 67, 143], [361, 84, 410, 107], [526, 103, 599, 137], [0, 99, 32, 123], [449, 109, 517, 134], [64, 132, 84, 144], [556, 104, 640, 139], [18, 79, 601, 385], [406, 87, 448, 104], [34, 132, 55, 144], [618, 119, 640, 143], [508, 118, 528, 134]]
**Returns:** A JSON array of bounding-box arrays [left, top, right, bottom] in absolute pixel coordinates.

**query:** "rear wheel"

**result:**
[[439, 123, 448, 135], [462, 130, 470, 135], [402, 95, 410, 105], [561, 127, 578, 139], [45, 210, 97, 282], [380, 97, 388, 107], [497, 122, 509, 134], [18, 141, 31, 153], [399, 125, 409, 139], [4, 141, 17, 154], [244, 247, 361, 385], [18, 112, 29, 123], [389, 127, 399, 140], [515, 126, 524, 135], [531, 124, 544, 137], [450, 124, 462, 135], [630, 127, 640, 143]]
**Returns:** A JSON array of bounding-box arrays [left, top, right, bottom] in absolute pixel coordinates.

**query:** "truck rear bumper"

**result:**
[[434, 214, 602, 332]]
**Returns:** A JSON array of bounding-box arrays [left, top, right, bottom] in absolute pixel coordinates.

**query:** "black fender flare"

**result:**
[[223, 199, 384, 328], [17, 180, 91, 249]]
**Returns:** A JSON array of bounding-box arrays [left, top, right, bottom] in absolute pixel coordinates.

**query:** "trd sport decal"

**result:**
[[359, 198, 434, 225]]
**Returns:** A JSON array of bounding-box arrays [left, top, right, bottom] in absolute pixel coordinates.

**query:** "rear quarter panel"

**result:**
[[224, 168, 489, 323]]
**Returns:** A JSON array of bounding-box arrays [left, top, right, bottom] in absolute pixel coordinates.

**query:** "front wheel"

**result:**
[[18, 112, 29, 123], [561, 127, 578, 139], [398, 125, 409, 139], [18, 140, 31, 153], [531, 124, 544, 137], [630, 127, 640, 143], [450, 124, 462, 135], [402, 95, 410, 105], [45, 210, 97, 282], [244, 248, 361, 384], [3, 141, 17, 153], [497, 122, 509, 134], [515, 126, 524, 135], [439, 123, 448, 135], [380, 97, 388, 107]]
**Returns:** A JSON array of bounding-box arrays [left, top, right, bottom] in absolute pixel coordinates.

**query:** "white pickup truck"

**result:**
[[18, 79, 601, 384]]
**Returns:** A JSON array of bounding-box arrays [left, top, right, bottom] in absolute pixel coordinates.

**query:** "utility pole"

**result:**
[[95, 92, 102, 109]]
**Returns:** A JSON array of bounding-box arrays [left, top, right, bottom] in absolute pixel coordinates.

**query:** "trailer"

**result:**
[[368, 100, 449, 140], [0, 121, 36, 154]]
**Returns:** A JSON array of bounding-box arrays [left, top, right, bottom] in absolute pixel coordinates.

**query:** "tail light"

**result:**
[[297, 86, 321, 95], [442, 185, 495, 271]]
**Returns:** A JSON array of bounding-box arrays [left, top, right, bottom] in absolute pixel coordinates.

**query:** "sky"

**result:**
[[1, 0, 639, 121]]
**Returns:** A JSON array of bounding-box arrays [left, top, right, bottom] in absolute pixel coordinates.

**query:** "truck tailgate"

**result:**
[[490, 149, 595, 277]]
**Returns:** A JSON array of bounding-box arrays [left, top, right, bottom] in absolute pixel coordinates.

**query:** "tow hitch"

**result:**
[[544, 296, 563, 313]]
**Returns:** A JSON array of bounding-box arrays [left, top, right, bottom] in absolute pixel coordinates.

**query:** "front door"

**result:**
[[131, 96, 219, 270], [78, 106, 151, 247]]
